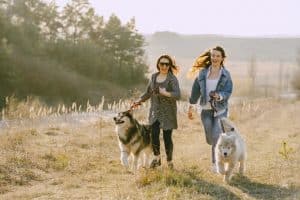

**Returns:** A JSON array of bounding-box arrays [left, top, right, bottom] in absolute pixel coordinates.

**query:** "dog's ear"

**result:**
[[128, 109, 133, 115], [124, 110, 133, 118]]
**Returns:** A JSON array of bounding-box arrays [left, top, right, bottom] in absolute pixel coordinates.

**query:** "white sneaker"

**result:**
[[211, 163, 218, 173]]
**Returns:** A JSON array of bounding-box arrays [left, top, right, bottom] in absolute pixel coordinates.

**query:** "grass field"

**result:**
[[0, 98, 299, 199]]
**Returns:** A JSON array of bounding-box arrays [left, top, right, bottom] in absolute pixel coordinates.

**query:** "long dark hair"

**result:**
[[156, 54, 179, 75], [187, 46, 226, 78]]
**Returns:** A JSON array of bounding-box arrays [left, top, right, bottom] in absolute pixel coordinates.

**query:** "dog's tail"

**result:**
[[220, 117, 236, 132]]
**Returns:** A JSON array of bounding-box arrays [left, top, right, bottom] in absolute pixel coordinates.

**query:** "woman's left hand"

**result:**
[[210, 91, 220, 100], [212, 92, 220, 99], [159, 87, 170, 97]]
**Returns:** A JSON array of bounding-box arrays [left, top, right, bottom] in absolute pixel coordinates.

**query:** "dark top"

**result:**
[[140, 72, 180, 130]]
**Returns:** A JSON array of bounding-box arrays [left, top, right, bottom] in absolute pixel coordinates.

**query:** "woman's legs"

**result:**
[[201, 110, 214, 145], [201, 110, 227, 164], [150, 120, 161, 168], [163, 130, 173, 162], [151, 120, 161, 157], [211, 117, 223, 164], [150, 121, 174, 168]]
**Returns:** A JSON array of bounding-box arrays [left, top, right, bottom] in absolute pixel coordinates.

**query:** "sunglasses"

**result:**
[[159, 62, 170, 67]]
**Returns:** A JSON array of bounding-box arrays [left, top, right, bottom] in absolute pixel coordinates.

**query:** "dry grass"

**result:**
[[0, 98, 299, 199]]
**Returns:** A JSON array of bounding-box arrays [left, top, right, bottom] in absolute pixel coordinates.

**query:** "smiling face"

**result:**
[[158, 57, 171, 75], [211, 49, 224, 67]]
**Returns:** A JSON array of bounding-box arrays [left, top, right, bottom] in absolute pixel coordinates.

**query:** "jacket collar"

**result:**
[[154, 71, 174, 80], [200, 66, 229, 79]]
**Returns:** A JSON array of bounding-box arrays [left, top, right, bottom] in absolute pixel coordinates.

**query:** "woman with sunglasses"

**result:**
[[133, 55, 181, 169], [187, 46, 233, 173]]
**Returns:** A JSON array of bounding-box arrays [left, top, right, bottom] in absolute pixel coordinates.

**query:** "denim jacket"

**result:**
[[189, 66, 233, 115]]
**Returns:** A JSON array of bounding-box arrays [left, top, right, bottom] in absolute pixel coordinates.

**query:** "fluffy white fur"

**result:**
[[215, 117, 246, 183]]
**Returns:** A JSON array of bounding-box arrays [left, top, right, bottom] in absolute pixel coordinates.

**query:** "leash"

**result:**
[[209, 97, 217, 114], [127, 101, 141, 112], [127, 85, 161, 112]]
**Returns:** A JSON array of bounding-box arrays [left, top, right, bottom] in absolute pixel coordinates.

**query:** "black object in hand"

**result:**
[[209, 91, 217, 99]]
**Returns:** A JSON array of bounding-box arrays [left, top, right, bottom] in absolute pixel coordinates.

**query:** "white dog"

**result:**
[[215, 117, 246, 183]]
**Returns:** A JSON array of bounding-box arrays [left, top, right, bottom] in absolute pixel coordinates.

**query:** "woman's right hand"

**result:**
[[188, 106, 194, 120]]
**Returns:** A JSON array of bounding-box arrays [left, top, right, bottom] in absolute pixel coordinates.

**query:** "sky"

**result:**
[[55, 0, 300, 37]]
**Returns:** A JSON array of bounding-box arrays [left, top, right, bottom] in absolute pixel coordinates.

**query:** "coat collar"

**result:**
[[199, 66, 229, 80], [154, 71, 174, 80]]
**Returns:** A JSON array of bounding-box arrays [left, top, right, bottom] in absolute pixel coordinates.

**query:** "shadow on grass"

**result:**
[[230, 175, 300, 200], [191, 177, 241, 200], [137, 168, 241, 200]]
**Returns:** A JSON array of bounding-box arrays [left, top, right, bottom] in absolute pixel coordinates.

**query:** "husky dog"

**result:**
[[215, 117, 246, 183], [113, 110, 153, 171]]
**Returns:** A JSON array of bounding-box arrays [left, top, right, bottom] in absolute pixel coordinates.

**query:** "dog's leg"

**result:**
[[239, 159, 245, 175], [224, 162, 235, 183], [216, 161, 225, 175], [119, 142, 129, 168], [120, 151, 129, 168], [142, 148, 152, 168], [132, 153, 140, 172], [142, 152, 148, 168]]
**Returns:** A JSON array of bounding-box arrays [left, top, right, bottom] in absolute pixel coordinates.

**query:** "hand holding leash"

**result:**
[[209, 91, 220, 100]]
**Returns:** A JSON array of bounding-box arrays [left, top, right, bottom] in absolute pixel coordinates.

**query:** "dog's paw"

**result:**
[[239, 165, 245, 175], [120, 155, 129, 167], [224, 174, 232, 183]]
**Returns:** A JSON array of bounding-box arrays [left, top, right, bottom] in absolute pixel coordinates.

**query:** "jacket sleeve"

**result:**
[[189, 77, 201, 104], [218, 73, 233, 102], [139, 75, 153, 102], [169, 77, 181, 100]]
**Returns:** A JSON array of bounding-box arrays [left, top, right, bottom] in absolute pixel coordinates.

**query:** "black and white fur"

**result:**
[[113, 110, 153, 171]]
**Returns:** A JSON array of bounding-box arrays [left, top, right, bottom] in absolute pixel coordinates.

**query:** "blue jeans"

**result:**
[[200, 109, 227, 164]]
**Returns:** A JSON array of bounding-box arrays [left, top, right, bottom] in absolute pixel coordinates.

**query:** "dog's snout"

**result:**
[[113, 117, 117, 121], [224, 152, 227, 156]]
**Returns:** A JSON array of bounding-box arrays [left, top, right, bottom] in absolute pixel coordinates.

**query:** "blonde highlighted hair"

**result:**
[[187, 46, 226, 79]]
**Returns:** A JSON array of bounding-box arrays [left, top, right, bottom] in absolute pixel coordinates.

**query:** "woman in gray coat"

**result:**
[[133, 55, 181, 169]]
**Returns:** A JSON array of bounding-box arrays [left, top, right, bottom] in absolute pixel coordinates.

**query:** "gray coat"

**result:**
[[140, 72, 181, 130]]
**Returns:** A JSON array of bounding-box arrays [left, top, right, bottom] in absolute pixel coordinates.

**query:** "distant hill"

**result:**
[[144, 31, 300, 64]]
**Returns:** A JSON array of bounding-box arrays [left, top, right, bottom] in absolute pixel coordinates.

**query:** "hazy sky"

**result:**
[[56, 0, 299, 36]]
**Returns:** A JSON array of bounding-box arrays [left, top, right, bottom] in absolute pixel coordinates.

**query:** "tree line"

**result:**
[[0, 0, 149, 108]]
